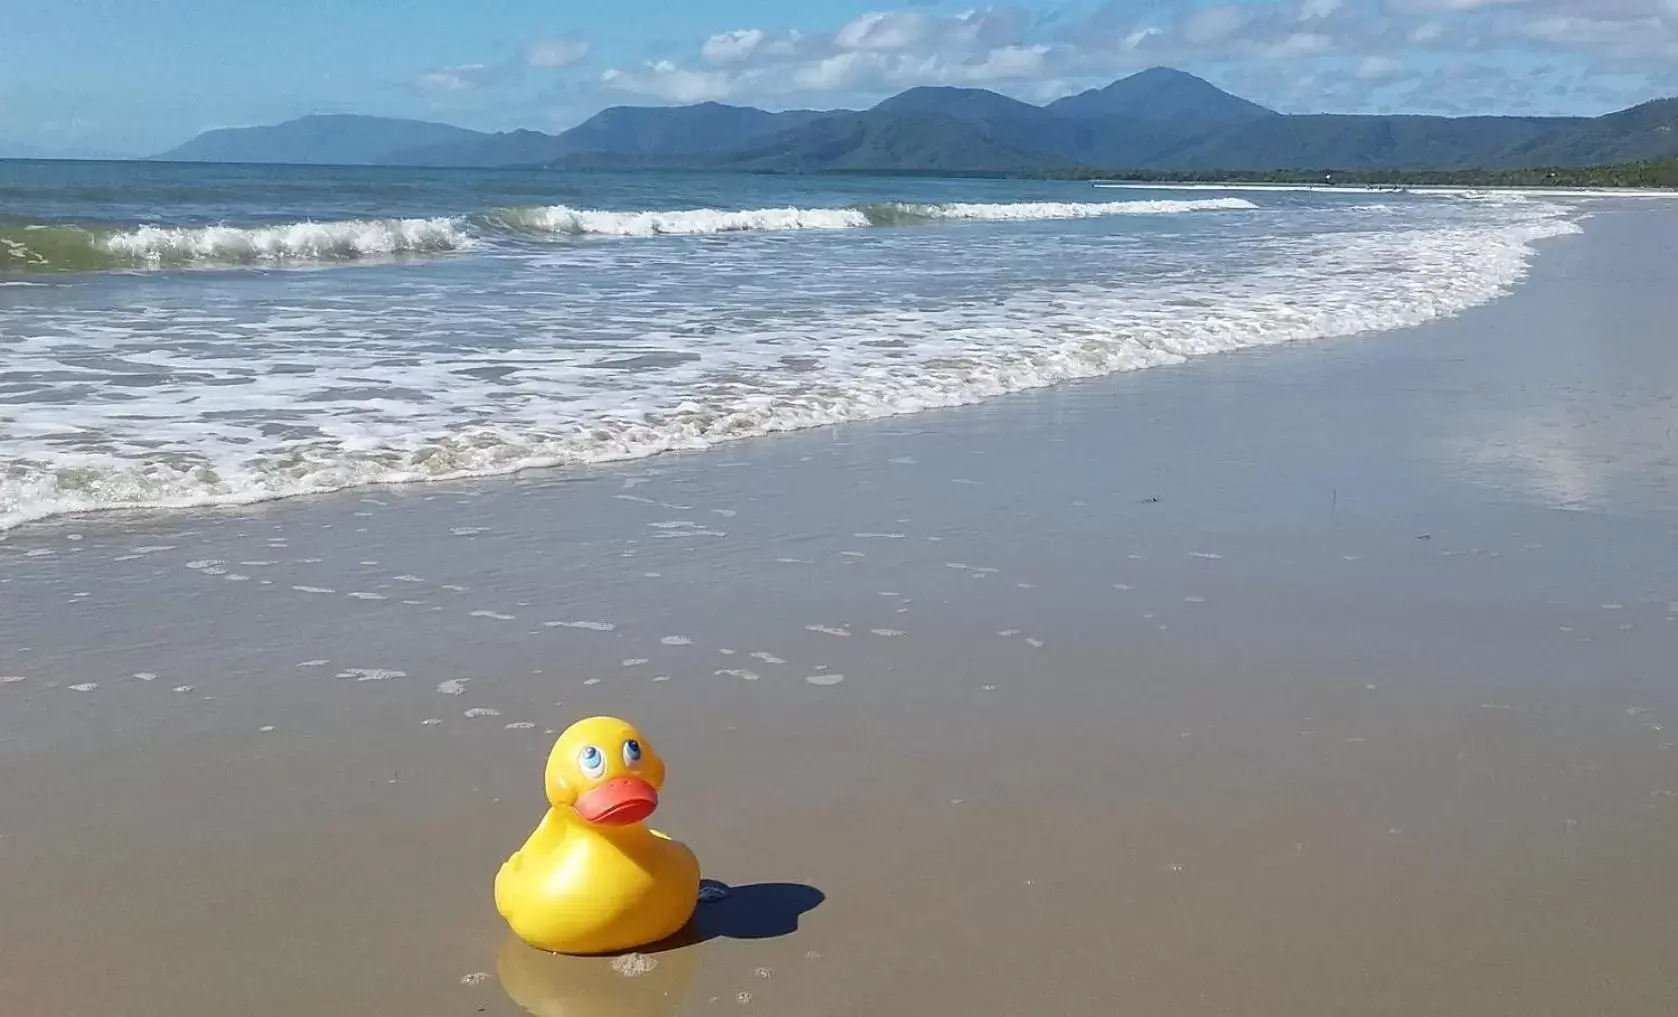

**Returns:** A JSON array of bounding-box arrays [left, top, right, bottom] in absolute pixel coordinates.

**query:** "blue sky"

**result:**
[[3, 0, 1676, 156]]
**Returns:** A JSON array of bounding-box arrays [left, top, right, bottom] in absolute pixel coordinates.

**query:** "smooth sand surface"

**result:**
[[3, 207, 1677, 1016]]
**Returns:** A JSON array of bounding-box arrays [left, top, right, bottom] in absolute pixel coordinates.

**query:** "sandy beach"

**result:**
[[3, 205, 1677, 1016]]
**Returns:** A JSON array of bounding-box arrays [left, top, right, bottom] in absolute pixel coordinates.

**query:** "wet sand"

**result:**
[[3, 206, 1678, 1016]]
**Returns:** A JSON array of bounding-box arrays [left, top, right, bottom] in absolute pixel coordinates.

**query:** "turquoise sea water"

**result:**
[[0, 160, 1584, 530]]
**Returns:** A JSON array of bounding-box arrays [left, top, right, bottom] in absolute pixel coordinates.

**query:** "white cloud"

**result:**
[[835, 11, 932, 51], [602, 7, 1049, 103], [1183, 6, 1254, 44], [968, 43, 1051, 78], [1357, 55, 1407, 79], [527, 37, 591, 69], [793, 52, 867, 91], [1267, 31, 1336, 57], [1122, 27, 1162, 50], [414, 64, 489, 93], [1388, 0, 1527, 11], [703, 29, 766, 64], [599, 61, 737, 103], [1515, 4, 1678, 60]]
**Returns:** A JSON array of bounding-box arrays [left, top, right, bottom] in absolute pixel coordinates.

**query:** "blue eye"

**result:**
[[623, 739, 642, 765], [578, 745, 606, 778]]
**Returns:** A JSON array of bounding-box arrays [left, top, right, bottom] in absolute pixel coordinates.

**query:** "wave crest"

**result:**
[[0, 217, 473, 273], [488, 204, 871, 236], [487, 196, 1255, 237], [0, 197, 1256, 273], [867, 196, 1257, 224]]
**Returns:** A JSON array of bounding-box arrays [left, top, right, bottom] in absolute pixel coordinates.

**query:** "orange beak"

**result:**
[[573, 777, 659, 826]]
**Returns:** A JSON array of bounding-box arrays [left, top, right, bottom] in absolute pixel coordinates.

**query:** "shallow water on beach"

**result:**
[[0, 161, 1588, 532]]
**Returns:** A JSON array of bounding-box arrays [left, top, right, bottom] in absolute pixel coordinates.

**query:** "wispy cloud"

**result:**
[[600, 61, 737, 103], [526, 36, 591, 69], [601, 8, 1061, 104], [412, 33, 592, 101], [413, 63, 492, 94]]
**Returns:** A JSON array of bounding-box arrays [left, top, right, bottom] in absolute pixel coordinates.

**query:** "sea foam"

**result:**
[[0, 195, 1581, 531], [489, 196, 1254, 236], [0, 217, 472, 272], [100, 217, 473, 265]]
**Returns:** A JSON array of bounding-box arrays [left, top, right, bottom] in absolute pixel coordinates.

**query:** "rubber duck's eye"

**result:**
[[622, 739, 643, 766], [578, 745, 606, 779]]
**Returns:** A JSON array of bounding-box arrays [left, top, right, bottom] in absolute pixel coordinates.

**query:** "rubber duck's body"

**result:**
[[495, 716, 700, 955]]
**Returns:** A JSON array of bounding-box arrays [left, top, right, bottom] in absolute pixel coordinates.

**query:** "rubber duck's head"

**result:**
[[544, 716, 668, 827]]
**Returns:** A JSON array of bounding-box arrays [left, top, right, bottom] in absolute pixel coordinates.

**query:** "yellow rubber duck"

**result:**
[[495, 716, 701, 955]]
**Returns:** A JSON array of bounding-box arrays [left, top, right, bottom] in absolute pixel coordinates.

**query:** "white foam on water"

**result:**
[[496, 204, 869, 236], [0, 195, 1582, 532], [903, 197, 1256, 220], [336, 668, 405, 681], [612, 953, 659, 978], [99, 217, 473, 267], [1093, 181, 1678, 200], [489, 196, 1251, 237]]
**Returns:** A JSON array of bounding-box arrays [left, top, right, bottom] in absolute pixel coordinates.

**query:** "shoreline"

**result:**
[[2, 206, 1676, 1016]]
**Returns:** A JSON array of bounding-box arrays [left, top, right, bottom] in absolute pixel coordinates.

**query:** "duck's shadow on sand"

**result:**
[[651, 879, 824, 952]]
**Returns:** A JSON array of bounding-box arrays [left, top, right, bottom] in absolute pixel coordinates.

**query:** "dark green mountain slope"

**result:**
[[1048, 66, 1276, 124], [151, 69, 1678, 175], [719, 111, 1054, 173]]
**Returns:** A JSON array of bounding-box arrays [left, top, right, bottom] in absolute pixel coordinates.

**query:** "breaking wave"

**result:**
[[0, 197, 1255, 274], [489, 196, 1256, 236], [0, 217, 473, 273]]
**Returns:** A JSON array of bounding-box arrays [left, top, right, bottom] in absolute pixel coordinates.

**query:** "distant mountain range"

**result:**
[[152, 67, 1678, 173]]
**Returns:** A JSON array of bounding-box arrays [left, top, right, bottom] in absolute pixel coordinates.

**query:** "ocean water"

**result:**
[[0, 160, 1586, 531]]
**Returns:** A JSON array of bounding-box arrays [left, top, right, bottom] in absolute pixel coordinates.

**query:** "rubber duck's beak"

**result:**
[[573, 776, 658, 826]]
